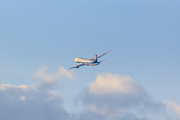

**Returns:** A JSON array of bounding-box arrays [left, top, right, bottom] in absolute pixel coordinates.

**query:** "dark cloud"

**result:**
[[0, 84, 70, 120], [73, 111, 151, 120], [73, 112, 105, 120]]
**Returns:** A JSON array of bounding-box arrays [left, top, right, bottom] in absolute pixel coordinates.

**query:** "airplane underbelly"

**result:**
[[85, 63, 99, 66]]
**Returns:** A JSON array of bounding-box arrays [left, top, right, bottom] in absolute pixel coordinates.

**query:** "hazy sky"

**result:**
[[0, 0, 180, 120]]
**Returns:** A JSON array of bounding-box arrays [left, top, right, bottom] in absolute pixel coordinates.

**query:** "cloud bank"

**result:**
[[0, 67, 175, 120], [77, 73, 165, 120], [0, 83, 69, 120]]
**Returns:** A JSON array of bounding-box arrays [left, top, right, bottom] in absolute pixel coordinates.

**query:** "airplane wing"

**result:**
[[97, 49, 112, 58], [69, 63, 85, 69]]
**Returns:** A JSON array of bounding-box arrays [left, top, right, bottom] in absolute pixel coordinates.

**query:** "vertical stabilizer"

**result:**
[[94, 54, 98, 62]]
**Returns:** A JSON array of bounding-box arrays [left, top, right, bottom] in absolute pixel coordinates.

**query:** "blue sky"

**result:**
[[0, 0, 180, 120]]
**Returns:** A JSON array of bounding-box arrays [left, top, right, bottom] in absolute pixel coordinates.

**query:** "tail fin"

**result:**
[[94, 54, 98, 62]]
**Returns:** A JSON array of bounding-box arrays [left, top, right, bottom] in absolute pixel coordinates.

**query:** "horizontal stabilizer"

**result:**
[[99, 59, 107, 63]]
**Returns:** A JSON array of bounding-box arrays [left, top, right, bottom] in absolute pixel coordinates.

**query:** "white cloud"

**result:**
[[0, 84, 28, 90], [0, 83, 62, 102], [58, 66, 73, 78], [165, 101, 180, 115], [78, 73, 165, 120], [19, 96, 26, 101], [89, 73, 139, 95], [36, 65, 55, 84], [36, 65, 73, 84]]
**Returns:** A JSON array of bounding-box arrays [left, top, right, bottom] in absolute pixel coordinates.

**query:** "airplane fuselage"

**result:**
[[74, 57, 93, 63], [74, 57, 99, 66]]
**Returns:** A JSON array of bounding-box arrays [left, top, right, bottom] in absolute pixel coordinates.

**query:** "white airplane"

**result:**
[[69, 50, 112, 69]]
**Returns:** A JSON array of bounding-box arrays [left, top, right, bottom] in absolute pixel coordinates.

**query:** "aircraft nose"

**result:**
[[74, 58, 77, 62], [74, 57, 80, 63]]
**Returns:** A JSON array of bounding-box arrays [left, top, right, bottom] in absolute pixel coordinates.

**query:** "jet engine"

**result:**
[[74, 65, 79, 68]]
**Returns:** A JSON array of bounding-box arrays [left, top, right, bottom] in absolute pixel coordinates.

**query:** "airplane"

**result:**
[[69, 49, 112, 69]]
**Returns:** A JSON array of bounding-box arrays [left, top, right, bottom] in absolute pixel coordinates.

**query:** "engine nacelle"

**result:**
[[74, 65, 79, 68]]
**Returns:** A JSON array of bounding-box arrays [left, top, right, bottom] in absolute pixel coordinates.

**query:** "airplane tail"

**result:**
[[94, 54, 98, 62]]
